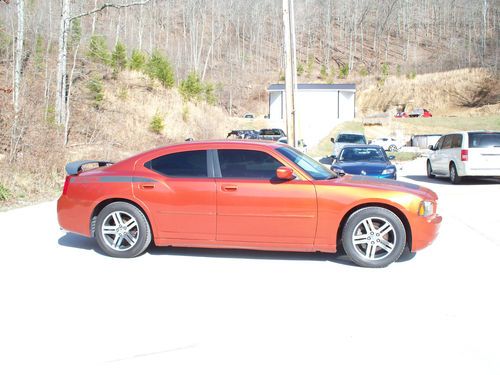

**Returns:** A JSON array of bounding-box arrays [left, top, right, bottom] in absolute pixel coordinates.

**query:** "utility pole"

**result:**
[[282, 0, 298, 147]]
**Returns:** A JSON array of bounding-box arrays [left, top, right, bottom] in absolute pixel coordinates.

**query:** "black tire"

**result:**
[[426, 160, 435, 179], [95, 202, 152, 258], [388, 145, 398, 152], [449, 163, 462, 184], [341, 207, 406, 268]]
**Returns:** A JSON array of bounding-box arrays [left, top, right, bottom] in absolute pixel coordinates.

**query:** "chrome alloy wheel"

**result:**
[[351, 216, 397, 260], [101, 211, 140, 251]]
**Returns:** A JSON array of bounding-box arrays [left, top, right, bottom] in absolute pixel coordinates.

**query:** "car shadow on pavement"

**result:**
[[148, 245, 358, 266], [57, 233, 356, 266], [404, 175, 500, 185], [58, 233, 107, 256], [58, 233, 416, 266]]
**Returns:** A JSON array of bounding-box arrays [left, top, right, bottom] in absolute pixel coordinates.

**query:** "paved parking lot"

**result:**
[[1, 157, 499, 375]]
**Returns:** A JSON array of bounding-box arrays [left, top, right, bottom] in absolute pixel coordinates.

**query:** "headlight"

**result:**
[[331, 166, 344, 173], [382, 168, 396, 175], [418, 201, 434, 217]]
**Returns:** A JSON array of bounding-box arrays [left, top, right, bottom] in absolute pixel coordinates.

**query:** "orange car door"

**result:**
[[215, 149, 317, 245], [134, 150, 216, 241]]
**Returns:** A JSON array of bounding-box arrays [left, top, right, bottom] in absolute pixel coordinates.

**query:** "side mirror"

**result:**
[[276, 166, 295, 180], [330, 137, 335, 143], [388, 155, 395, 160], [428, 145, 435, 151]]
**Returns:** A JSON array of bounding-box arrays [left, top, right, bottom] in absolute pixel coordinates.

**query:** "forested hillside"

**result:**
[[0, 0, 499, 204]]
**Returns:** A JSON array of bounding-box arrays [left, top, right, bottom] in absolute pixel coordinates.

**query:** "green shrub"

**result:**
[[88, 35, 111, 65], [0, 184, 11, 201], [296, 63, 304, 76], [145, 50, 175, 88], [306, 57, 314, 77], [150, 113, 165, 134], [204, 82, 217, 105], [359, 66, 368, 77], [338, 64, 349, 79], [320, 65, 328, 80], [129, 49, 147, 71], [406, 70, 417, 79], [180, 72, 217, 104], [179, 72, 203, 101], [87, 77, 104, 108], [111, 42, 128, 72], [34, 36, 44, 71], [279, 71, 285, 81], [69, 18, 82, 50]]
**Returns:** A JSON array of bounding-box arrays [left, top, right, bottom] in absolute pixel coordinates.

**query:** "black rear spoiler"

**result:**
[[65, 160, 114, 175]]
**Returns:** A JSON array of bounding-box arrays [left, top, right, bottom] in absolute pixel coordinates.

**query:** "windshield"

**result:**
[[277, 146, 336, 180], [339, 147, 387, 162], [468, 132, 500, 148], [336, 134, 366, 144]]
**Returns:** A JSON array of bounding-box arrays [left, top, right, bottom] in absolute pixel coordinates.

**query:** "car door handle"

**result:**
[[140, 184, 155, 190], [221, 184, 238, 192]]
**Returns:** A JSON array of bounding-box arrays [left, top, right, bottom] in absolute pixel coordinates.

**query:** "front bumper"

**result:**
[[411, 214, 442, 252]]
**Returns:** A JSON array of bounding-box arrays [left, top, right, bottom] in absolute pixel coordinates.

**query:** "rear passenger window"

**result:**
[[146, 150, 208, 177], [451, 134, 463, 148], [218, 149, 283, 179], [442, 136, 452, 149]]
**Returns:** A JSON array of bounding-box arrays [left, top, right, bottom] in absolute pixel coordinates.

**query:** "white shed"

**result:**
[[267, 83, 356, 146]]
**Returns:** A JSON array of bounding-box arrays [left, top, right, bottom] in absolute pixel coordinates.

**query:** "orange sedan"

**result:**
[[57, 141, 442, 267]]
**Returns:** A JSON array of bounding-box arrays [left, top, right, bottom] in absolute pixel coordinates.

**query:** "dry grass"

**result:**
[[357, 68, 499, 116], [0, 70, 238, 208]]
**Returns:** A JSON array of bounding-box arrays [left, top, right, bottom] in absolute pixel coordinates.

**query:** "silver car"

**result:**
[[331, 132, 367, 157]]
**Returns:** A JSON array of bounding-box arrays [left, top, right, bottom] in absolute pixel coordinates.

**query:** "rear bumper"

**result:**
[[57, 195, 93, 237], [460, 165, 500, 177], [411, 214, 442, 252]]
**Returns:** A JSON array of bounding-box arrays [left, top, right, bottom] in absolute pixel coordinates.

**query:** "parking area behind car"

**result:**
[[0, 158, 499, 375]]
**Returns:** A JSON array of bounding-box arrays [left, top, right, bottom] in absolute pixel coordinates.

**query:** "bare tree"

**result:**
[[10, 0, 24, 161], [55, 0, 152, 144]]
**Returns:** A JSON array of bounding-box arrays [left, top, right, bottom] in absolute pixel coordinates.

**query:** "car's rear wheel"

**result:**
[[342, 207, 406, 268], [426, 160, 435, 178], [95, 202, 152, 258], [449, 163, 462, 184], [388, 144, 398, 152]]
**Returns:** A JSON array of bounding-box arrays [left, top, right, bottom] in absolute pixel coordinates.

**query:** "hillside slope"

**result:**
[[357, 68, 499, 116]]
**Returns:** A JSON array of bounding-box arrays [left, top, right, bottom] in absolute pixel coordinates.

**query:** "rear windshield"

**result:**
[[337, 134, 366, 144], [468, 132, 500, 148], [260, 129, 282, 136]]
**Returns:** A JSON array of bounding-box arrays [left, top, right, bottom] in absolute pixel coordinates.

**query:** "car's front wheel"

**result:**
[[426, 160, 435, 179], [95, 202, 152, 258], [341, 207, 406, 268], [388, 144, 398, 152]]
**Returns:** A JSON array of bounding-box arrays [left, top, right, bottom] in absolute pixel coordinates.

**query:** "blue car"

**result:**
[[331, 145, 397, 179]]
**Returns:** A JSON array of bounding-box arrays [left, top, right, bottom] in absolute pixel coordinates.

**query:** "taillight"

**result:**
[[62, 176, 72, 195], [461, 149, 468, 161]]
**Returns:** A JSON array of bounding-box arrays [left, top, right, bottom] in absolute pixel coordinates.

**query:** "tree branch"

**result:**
[[69, 0, 151, 22]]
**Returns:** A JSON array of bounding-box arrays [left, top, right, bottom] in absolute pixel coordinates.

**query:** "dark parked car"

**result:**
[[227, 130, 259, 139], [331, 145, 397, 179], [258, 128, 286, 141]]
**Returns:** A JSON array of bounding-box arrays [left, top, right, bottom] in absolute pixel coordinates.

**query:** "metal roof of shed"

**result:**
[[267, 83, 356, 91]]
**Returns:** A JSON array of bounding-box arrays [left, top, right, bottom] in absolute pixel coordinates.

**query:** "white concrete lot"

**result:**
[[1, 157, 499, 375]]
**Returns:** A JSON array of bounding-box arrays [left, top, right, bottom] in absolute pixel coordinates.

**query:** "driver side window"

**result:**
[[217, 149, 283, 179]]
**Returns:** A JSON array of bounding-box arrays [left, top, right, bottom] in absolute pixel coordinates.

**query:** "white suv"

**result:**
[[427, 131, 500, 184]]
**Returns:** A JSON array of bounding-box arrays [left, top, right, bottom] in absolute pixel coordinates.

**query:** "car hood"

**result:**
[[324, 174, 438, 201], [333, 161, 393, 175]]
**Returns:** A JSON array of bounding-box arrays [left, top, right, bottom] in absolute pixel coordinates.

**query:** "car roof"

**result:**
[[341, 144, 383, 149]]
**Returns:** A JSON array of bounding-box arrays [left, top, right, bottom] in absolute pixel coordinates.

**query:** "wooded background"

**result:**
[[0, 0, 498, 202]]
